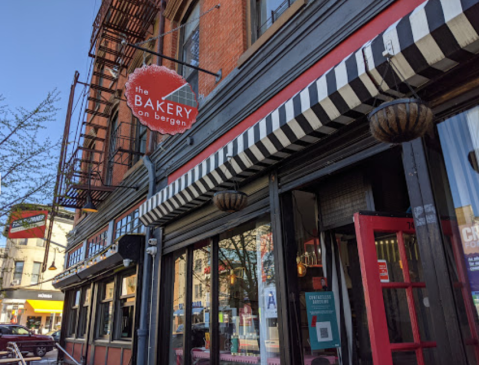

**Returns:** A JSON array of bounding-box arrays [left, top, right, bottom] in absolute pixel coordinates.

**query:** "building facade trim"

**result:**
[[139, 0, 479, 227]]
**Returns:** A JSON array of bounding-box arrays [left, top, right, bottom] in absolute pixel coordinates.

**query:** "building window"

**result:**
[[194, 283, 202, 299], [98, 281, 114, 338], [77, 287, 91, 338], [115, 208, 145, 240], [106, 111, 119, 185], [13, 261, 24, 282], [67, 290, 80, 337], [115, 273, 137, 340], [253, 0, 296, 40], [31, 262, 41, 285], [36, 239, 45, 247], [181, 3, 200, 96], [16, 239, 27, 246], [87, 231, 108, 259], [194, 258, 202, 273], [132, 118, 147, 165], [68, 245, 85, 268]]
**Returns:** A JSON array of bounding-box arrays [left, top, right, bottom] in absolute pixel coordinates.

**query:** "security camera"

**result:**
[[148, 238, 157, 246], [123, 259, 132, 268]]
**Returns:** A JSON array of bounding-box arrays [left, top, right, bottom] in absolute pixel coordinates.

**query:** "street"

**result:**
[[30, 349, 58, 364]]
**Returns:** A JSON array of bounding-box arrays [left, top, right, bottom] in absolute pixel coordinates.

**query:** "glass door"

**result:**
[[354, 213, 436, 365]]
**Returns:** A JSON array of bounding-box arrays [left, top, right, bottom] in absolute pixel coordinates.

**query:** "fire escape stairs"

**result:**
[[53, 0, 161, 211]]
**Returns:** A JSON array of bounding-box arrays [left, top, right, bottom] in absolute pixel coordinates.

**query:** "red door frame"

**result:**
[[354, 213, 436, 365]]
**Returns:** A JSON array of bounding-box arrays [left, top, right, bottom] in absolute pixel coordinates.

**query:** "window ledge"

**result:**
[[238, 0, 307, 68], [93, 339, 132, 348]]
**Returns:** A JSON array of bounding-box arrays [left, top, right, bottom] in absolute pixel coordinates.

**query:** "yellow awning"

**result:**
[[26, 300, 63, 314]]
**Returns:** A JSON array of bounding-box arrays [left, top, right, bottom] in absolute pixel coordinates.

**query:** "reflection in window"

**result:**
[[77, 288, 91, 338], [14, 261, 24, 282], [98, 281, 114, 338], [67, 290, 80, 337], [133, 118, 147, 165], [431, 106, 479, 363], [190, 242, 211, 353], [217, 216, 280, 363], [115, 208, 145, 239], [255, 0, 295, 39], [169, 250, 187, 365], [116, 273, 137, 339], [182, 3, 200, 95]]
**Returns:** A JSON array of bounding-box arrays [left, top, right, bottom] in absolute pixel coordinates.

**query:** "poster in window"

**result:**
[[305, 292, 340, 350]]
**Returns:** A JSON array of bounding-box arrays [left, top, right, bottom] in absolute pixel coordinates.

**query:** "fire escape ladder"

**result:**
[[54, 0, 161, 211]]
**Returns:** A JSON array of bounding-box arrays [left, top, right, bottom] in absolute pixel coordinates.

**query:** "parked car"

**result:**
[[0, 324, 54, 357], [46, 330, 60, 343]]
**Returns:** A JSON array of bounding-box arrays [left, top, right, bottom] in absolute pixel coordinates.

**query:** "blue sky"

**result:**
[[0, 1, 99, 140], [0, 1, 99, 245]]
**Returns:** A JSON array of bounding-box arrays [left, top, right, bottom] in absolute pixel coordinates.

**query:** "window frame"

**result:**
[[30, 262, 41, 285], [179, 1, 200, 96], [132, 117, 148, 165], [13, 261, 24, 282], [96, 279, 116, 340], [159, 213, 281, 365], [114, 271, 137, 341], [77, 287, 92, 339], [67, 290, 81, 338], [106, 110, 120, 185], [114, 208, 145, 240]]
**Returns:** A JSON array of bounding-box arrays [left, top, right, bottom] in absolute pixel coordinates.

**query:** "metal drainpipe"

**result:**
[[137, 155, 156, 365]]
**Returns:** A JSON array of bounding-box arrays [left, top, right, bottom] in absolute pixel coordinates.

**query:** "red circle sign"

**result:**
[[125, 65, 199, 135]]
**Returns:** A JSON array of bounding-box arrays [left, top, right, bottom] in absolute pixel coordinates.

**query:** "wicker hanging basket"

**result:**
[[213, 190, 248, 212], [368, 98, 434, 143]]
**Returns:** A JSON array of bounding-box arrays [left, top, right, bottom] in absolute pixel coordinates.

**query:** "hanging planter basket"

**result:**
[[213, 190, 248, 212], [368, 98, 434, 144]]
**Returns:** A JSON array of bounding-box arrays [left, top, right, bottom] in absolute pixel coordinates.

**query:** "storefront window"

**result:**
[[190, 242, 211, 353], [169, 249, 187, 365], [67, 290, 80, 337], [116, 273, 136, 340], [427, 106, 479, 364], [98, 281, 114, 338], [217, 215, 280, 364], [27, 316, 42, 333], [77, 287, 91, 338]]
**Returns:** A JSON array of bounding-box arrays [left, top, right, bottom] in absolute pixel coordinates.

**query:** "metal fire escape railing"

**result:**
[[43, 0, 161, 271]]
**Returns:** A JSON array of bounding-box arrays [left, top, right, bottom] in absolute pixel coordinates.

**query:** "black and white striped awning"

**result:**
[[139, 0, 479, 226]]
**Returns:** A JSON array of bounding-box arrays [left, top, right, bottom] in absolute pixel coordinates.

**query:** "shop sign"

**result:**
[[125, 65, 199, 135], [305, 292, 340, 350], [378, 260, 390, 283], [459, 223, 479, 292], [8, 210, 48, 239]]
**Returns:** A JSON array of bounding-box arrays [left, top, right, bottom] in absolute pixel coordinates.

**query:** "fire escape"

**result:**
[[43, 0, 161, 270]]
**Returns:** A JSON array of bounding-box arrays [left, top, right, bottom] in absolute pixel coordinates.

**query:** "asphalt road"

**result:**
[[30, 349, 58, 364]]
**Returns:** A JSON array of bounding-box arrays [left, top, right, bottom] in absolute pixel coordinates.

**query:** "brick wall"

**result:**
[[75, 0, 248, 225]]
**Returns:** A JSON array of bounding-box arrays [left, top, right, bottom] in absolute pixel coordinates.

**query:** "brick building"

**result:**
[[52, 0, 479, 365]]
